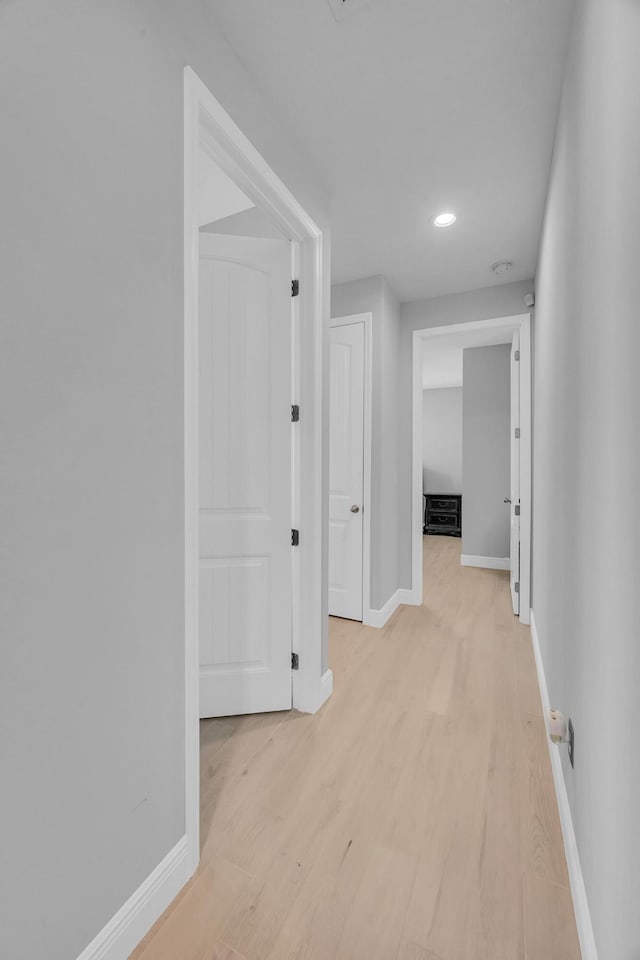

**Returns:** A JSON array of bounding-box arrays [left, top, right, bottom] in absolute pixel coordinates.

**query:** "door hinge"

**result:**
[[291, 279, 299, 297], [515, 504, 521, 516], [291, 404, 300, 422], [291, 529, 300, 546], [514, 427, 521, 439], [291, 652, 299, 670], [515, 582, 520, 594], [514, 350, 520, 361]]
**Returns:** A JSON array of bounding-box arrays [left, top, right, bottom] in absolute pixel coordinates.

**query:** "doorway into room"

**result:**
[[412, 315, 531, 623]]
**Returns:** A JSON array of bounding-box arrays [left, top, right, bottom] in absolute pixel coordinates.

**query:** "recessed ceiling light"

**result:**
[[432, 212, 457, 228]]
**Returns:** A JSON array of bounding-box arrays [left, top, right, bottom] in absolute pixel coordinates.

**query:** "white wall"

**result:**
[[462, 345, 510, 559], [398, 280, 534, 588], [422, 388, 463, 493], [0, 3, 330, 959], [534, 1, 640, 956], [331, 276, 402, 610]]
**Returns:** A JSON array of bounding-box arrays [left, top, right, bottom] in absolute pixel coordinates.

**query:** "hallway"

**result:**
[[132, 536, 579, 960]]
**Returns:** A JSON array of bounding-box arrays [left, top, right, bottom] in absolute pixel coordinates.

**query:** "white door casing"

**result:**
[[510, 331, 521, 615], [329, 321, 365, 620], [198, 233, 292, 717]]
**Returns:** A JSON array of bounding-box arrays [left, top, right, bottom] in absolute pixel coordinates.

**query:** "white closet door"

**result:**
[[329, 321, 365, 620], [510, 331, 521, 615]]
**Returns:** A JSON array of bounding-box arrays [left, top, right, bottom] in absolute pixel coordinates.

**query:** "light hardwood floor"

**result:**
[[131, 536, 580, 960]]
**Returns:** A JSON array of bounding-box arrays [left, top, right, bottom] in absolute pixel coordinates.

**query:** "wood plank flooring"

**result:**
[[131, 535, 580, 960]]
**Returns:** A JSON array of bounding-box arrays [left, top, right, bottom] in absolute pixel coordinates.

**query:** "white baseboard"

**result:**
[[460, 554, 510, 570], [295, 667, 334, 715], [364, 587, 420, 629], [76, 835, 192, 960], [530, 611, 598, 960], [364, 588, 401, 628], [397, 587, 422, 606], [313, 668, 333, 712]]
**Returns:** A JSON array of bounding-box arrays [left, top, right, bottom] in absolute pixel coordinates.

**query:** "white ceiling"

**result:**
[[206, 0, 575, 302]]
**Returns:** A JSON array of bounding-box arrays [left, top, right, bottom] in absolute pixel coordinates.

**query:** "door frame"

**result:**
[[411, 313, 532, 624], [184, 67, 330, 874], [329, 313, 373, 623], [509, 331, 521, 614]]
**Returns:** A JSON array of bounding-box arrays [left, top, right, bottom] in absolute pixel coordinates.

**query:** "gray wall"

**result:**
[[0, 3, 329, 959], [533, 0, 640, 955], [398, 280, 533, 587], [331, 276, 402, 609], [462, 346, 510, 559], [422, 388, 463, 493]]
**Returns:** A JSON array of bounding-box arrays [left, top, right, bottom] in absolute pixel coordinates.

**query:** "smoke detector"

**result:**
[[327, 0, 377, 21], [491, 260, 513, 276]]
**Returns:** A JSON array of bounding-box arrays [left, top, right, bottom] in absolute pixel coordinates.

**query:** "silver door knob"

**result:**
[[350, 505, 360, 513], [504, 498, 512, 503]]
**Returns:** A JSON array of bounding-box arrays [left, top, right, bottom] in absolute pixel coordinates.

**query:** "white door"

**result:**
[[510, 331, 521, 615], [198, 234, 293, 717], [329, 321, 365, 620]]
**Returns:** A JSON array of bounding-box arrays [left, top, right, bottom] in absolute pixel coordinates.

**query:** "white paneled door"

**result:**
[[510, 331, 521, 615], [329, 320, 365, 620], [198, 234, 292, 717]]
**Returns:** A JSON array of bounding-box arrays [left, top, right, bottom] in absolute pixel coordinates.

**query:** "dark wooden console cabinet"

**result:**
[[423, 493, 462, 537]]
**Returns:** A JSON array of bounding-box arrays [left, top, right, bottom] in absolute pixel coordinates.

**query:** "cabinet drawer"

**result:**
[[430, 497, 458, 512], [429, 512, 458, 527]]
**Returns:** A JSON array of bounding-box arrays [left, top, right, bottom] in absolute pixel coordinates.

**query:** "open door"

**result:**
[[510, 331, 520, 615], [198, 233, 293, 717]]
